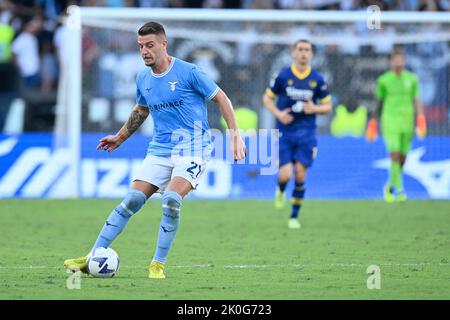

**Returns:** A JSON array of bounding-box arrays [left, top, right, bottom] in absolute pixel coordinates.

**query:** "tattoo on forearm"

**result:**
[[118, 109, 146, 141], [127, 109, 146, 133]]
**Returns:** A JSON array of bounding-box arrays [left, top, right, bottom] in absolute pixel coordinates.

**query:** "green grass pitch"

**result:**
[[0, 199, 449, 299]]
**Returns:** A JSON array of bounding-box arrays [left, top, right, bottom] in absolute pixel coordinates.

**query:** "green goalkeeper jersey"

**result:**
[[375, 70, 419, 132]]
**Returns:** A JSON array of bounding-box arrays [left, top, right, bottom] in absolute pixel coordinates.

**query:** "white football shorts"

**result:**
[[133, 155, 209, 193]]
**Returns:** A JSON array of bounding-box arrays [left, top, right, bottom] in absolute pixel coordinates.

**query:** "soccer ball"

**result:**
[[86, 247, 120, 278]]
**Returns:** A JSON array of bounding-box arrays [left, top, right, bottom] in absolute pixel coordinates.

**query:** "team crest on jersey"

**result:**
[[404, 80, 411, 88], [287, 79, 294, 86], [308, 80, 317, 89], [312, 147, 318, 159], [168, 81, 178, 91]]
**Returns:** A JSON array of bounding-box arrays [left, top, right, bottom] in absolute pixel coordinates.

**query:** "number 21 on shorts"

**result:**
[[186, 162, 202, 178]]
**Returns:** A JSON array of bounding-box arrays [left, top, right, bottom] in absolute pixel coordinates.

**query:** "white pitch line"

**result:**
[[224, 262, 448, 268], [0, 262, 447, 270]]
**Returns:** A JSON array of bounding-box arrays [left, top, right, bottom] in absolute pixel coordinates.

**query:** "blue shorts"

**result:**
[[278, 132, 317, 168]]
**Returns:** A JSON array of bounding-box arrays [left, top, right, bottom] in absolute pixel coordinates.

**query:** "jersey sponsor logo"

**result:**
[[149, 99, 184, 111], [286, 87, 313, 101], [168, 81, 178, 91]]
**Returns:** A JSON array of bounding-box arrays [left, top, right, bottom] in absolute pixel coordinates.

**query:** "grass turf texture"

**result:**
[[0, 199, 449, 299]]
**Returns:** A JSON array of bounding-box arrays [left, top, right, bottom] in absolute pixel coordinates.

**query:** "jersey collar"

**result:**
[[291, 64, 311, 80], [151, 56, 176, 78]]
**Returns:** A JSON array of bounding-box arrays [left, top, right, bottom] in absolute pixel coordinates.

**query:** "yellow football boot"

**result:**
[[383, 185, 395, 203], [396, 191, 407, 202], [64, 255, 88, 273], [288, 218, 301, 229], [149, 261, 166, 279], [274, 189, 286, 209]]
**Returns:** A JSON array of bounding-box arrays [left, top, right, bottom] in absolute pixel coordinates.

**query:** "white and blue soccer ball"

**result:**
[[86, 247, 120, 278]]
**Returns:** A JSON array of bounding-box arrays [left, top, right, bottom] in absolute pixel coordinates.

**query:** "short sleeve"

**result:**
[[190, 65, 219, 100], [375, 77, 385, 100], [135, 74, 147, 106], [265, 73, 283, 98], [317, 77, 331, 103]]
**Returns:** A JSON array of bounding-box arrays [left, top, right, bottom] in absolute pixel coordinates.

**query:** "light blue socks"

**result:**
[[153, 191, 182, 263], [92, 189, 147, 251]]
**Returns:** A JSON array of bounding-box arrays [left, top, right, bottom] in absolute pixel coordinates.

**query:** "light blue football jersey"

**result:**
[[135, 57, 219, 158]]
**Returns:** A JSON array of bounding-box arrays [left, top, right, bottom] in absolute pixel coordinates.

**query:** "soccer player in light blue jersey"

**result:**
[[64, 21, 247, 279]]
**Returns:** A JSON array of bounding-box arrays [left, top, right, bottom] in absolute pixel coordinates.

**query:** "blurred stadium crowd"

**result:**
[[0, 0, 449, 133], [5, 0, 446, 10]]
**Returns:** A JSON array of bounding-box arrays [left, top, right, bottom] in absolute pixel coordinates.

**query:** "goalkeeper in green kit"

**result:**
[[366, 48, 427, 203]]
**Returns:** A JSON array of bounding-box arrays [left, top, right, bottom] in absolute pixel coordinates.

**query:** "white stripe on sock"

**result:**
[[162, 204, 180, 212], [120, 202, 134, 216]]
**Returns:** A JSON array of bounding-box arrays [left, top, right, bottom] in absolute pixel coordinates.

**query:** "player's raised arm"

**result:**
[[212, 89, 247, 161], [96, 104, 149, 152]]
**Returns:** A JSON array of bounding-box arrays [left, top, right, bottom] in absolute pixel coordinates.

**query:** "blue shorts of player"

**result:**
[[279, 131, 317, 168]]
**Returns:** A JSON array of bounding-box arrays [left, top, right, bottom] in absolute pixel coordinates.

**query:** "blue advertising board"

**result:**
[[0, 134, 449, 199]]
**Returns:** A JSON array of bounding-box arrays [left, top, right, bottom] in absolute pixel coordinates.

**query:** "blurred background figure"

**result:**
[[0, 13, 16, 131], [12, 15, 43, 91]]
